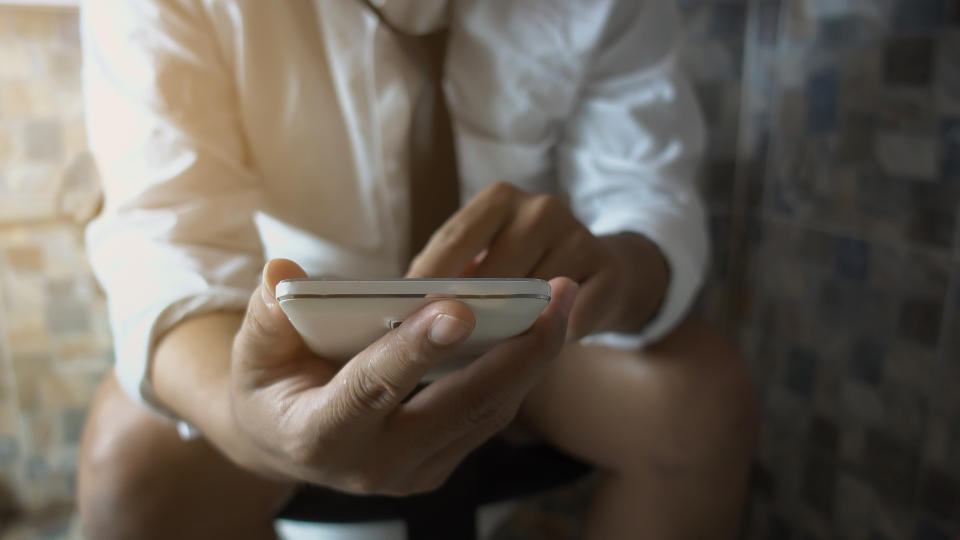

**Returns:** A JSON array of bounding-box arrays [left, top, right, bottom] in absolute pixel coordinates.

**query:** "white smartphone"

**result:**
[[276, 278, 551, 376]]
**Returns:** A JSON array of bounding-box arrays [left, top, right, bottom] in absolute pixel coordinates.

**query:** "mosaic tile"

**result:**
[[942, 118, 960, 181], [897, 295, 943, 347], [805, 68, 840, 133], [919, 467, 960, 521], [936, 35, 960, 112], [59, 409, 84, 446], [807, 415, 840, 455], [22, 120, 62, 163], [892, 0, 948, 33], [874, 132, 939, 180], [784, 344, 819, 396], [2, 246, 43, 273], [884, 36, 937, 87], [914, 521, 953, 540], [800, 452, 836, 518], [834, 472, 875, 539], [841, 380, 884, 428], [862, 429, 920, 506], [754, 0, 782, 47], [0, 437, 18, 467]]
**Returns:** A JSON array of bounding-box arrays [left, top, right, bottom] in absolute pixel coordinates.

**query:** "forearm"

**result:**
[[151, 312, 244, 449], [599, 232, 670, 333]]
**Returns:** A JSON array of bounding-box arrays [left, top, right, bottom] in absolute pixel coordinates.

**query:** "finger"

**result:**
[[235, 258, 309, 366], [324, 300, 477, 424], [529, 229, 599, 283], [406, 182, 521, 278], [397, 278, 578, 459], [471, 196, 565, 278], [566, 272, 617, 341]]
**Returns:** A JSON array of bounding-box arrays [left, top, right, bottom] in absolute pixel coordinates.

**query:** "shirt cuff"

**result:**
[[580, 211, 707, 350], [112, 288, 251, 432]]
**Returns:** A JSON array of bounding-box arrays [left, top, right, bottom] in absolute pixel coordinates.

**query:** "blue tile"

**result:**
[[941, 118, 960, 182], [0, 436, 19, 466], [806, 69, 840, 133], [62, 408, 86, 444], [26, 456, 46, 482], [819, 16, 875, 47], [785, 345, 818, 396], [850, 338, 884, 384], [707, 3, 746, 41], [755, 0, 781, 47], [892, 0, 947, 33], [835, 237, 870, 281]]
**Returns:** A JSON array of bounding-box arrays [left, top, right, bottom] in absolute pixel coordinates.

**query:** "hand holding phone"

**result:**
[[276, 278, 550, 376]]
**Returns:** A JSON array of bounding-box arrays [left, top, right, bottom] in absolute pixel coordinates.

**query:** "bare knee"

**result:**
[[623, 320, 759, 473], [77, 373, 291, 540], [77, 375, 177, 540]]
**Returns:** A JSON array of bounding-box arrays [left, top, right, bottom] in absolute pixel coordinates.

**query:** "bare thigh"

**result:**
[[77, 372, 296, 540], [520, 319, 758, 474]]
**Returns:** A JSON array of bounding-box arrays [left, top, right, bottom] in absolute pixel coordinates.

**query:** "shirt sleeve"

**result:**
[[81, 0, 264, 420], [558, 0, 709, 349]]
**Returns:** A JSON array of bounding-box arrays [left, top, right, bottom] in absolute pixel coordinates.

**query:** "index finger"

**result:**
[[406, 182, 520, 278]]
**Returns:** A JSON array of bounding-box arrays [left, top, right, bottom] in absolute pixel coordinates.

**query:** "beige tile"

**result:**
[[9, 10, 59, 42], [0, 41, 34, 80], [0, 81, 55, 119], [6, 319, 51, 357], [0, 129, 14, 162], [38, 373, 95, 409], [25, 412, 59, 449], [2, 246, 43, 273]]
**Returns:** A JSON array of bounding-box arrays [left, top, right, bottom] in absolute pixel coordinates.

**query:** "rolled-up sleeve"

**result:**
[[82, 0, 263, 419], [559, 0, 708, 348]]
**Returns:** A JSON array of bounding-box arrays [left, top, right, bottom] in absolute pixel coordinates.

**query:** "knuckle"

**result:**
[[434, 219, 467, 248], [349, 468, 390, 495], [488, 181, 517, 206], [570, 227, 594, 250], [529, 194, 560, 222], [345, 369, 404, 413], [466, 391, 516, 432]]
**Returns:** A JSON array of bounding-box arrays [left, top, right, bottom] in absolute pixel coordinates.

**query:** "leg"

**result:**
[[77, 372, 296, 540], [520, 319, 759, 540]]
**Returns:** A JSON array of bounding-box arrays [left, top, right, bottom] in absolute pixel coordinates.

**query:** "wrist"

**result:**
[[151, 312, 243, 443], [599, 232, 670, 333]]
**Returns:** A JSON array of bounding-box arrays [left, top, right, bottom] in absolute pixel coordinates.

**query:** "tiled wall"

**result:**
[[0, 2, 957, 539], [723, 0, 960, 538], [0, 6, 111, 537]]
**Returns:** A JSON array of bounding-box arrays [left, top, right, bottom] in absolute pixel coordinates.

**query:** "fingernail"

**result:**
[[260, 277, 276, 309], [429, 314, 473, 347]]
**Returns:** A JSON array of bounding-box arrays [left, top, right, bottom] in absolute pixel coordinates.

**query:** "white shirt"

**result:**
[[82, 0, 708, 418]]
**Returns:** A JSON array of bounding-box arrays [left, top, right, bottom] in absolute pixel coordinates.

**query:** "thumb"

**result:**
[[328, 299, 476, 419], [236, 258, 308, 362]]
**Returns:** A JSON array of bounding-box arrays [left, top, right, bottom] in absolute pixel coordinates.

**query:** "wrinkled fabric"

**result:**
[[82, 0, 708, 420]]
